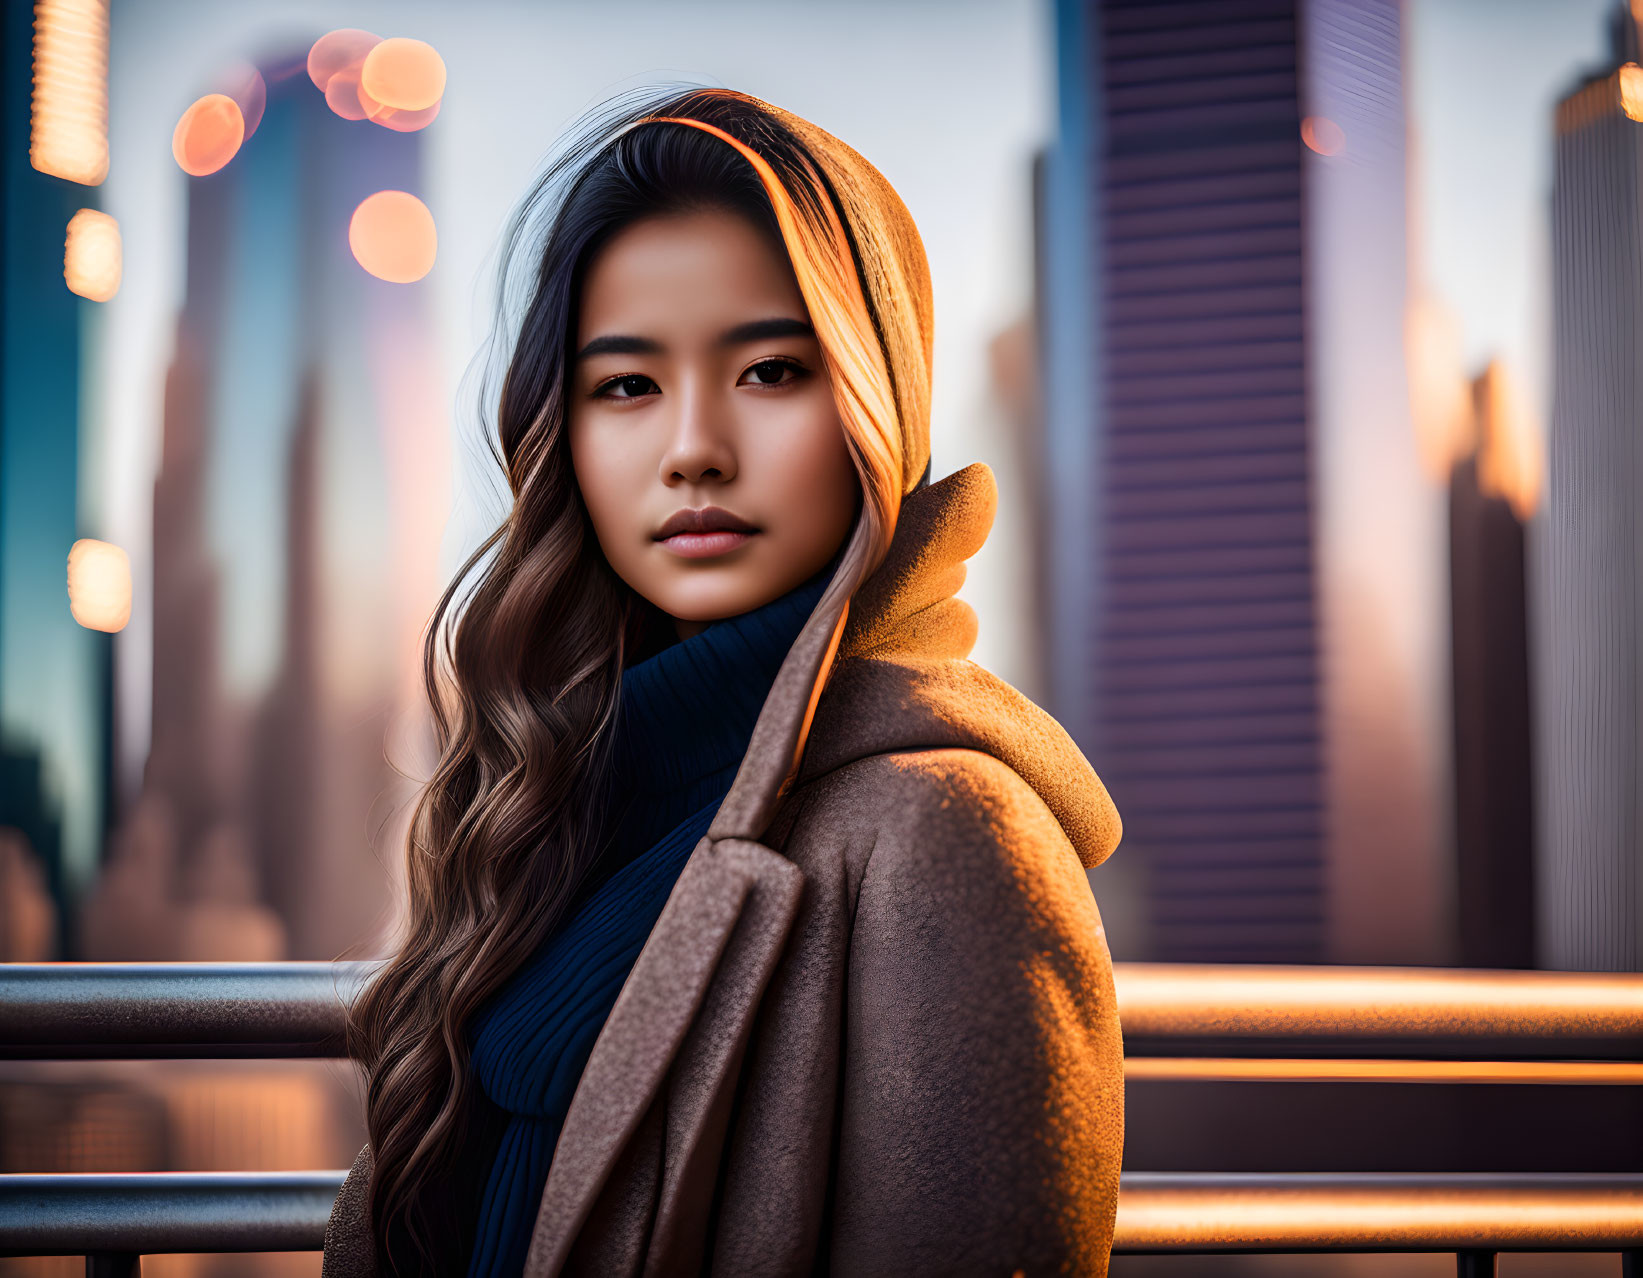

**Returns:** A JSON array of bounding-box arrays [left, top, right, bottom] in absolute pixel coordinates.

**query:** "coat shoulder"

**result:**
[[793, 745, 1094, 909], [844, 746, 1077, 853]]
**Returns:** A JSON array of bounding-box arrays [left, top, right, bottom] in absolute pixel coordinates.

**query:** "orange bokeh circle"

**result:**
[[307, 28, 381, 93], [359, 38, 446, 112], [172, 94, 245, 176], [349, 190, 436, 283]]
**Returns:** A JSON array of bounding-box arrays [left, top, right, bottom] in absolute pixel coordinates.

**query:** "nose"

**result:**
[[658, 378, 737, 486]]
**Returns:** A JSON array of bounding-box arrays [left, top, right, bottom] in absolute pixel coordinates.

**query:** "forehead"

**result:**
[[576, 209, 807, 340]]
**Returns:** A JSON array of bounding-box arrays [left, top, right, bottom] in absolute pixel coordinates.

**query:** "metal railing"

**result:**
[[2, 960, 1641, 1275]]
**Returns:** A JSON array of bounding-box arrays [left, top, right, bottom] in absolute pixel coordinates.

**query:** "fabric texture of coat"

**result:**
[[322, 460, 1126, 1276]]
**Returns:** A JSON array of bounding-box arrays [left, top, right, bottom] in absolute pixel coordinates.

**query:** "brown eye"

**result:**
[[740, 358, 803, 387], [594, 373, 659, 399]]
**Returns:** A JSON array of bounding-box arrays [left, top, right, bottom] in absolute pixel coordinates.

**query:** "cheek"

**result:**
[[754, 398, 858, 538], [569, 424, 642, 547]]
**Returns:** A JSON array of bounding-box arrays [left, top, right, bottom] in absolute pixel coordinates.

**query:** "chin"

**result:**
[[651, 573, 780, 625]]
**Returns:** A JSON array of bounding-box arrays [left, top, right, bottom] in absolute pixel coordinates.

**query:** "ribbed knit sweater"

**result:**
[[462, 567, 831, 1277]]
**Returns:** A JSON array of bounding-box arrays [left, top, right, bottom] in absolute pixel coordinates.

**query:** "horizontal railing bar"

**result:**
[[0, 962, 377, 1060], [3, 1172, 1641, 1256], [1114, 1171, 1643, 1252], [0, 1171, 344, 1254], [1124, 1057, 1643, 1084], [1115, 962, 1643, 1043], [2, 961, 1641, 1061]]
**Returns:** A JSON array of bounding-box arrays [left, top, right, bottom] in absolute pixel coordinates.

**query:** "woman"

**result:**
[[322, 85, 1125, 1277]]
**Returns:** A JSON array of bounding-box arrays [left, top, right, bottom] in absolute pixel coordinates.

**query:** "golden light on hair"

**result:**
[[360, 38, 445, 112], [1471, 357, 1542, 520], [349, 190, 436, 282], [307, 28, 380, 94], [30, 0, 110, 186], [1301, 115, 1345, 156], [172, 94, 244, 176], [1620, 63, 1643, 122], [640, 115, 904, 557], [67, 538, 130, 632], [63, 208, 120, 301]]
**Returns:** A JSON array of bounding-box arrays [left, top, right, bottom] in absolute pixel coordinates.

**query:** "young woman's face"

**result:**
[[568, 208, 859, 639]]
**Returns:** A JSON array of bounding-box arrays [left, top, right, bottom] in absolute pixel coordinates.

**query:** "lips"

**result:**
[[653, 506, 759, 540]]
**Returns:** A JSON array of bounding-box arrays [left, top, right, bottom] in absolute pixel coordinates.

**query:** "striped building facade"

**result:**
[[1536, 22, 1643, 971], [1091, 0, 1326, 962], [1050, 0, 1447, 963]]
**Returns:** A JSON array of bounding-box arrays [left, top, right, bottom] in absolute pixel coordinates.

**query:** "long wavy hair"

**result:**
[[341, 85, 921, 1273]]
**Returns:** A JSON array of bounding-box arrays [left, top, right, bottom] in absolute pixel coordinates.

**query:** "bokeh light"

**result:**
[[172, 93, 245, 176], [359, 38, 446, 112], [67, 538, 131, 633], [348, 190, 436, 283], [217, 62, 267, 142], [354, 78, 396, 124], [306, 28, 380, 94], [1301, 115, 1346, 156], [372, 100, 441, 134], [324, 68, 369, 122], [29, 0, 110, 185], [64, 208, 121, 302]]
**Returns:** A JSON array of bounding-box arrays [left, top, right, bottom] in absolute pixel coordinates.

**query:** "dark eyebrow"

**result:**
[[573, 316, 814, 363], [574, 333, 662, 362], [717, 316, 814, 347]]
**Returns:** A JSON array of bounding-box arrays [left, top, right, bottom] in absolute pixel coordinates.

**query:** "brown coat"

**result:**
[[322, 462, 1126, 1276]]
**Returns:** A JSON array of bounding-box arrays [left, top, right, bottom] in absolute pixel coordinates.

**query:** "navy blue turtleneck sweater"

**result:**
[[462, 567, 831, 1278]]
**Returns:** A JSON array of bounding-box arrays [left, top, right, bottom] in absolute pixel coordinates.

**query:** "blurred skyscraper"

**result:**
[[1450, 360, 1536, 970], [192, 54, 443, 960], [89, 48, 447, 961], [1537, 3, 1643, 971], [1044, 0, 1448, 963]]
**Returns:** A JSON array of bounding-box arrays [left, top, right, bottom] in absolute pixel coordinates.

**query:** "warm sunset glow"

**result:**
[[1622, 63, 1643, 122], [172, 94, 244, 176], [67, 538, 130, 632], [1112, 961, 1643, 1040], [360, 37, 446, 112], [30, 0, 110, 185], [1123, 1057, 1643, 1085], [218, 62, 267, 142], [63, 208, 120, 301], [349, 190, 436, 283], [1471, 358, 1543, 520], [306, 28, 380, 94], [1301, 115, 1345, 156], [1114, 1174, 1643, 1252], [1404, 292, 1472, 482]]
